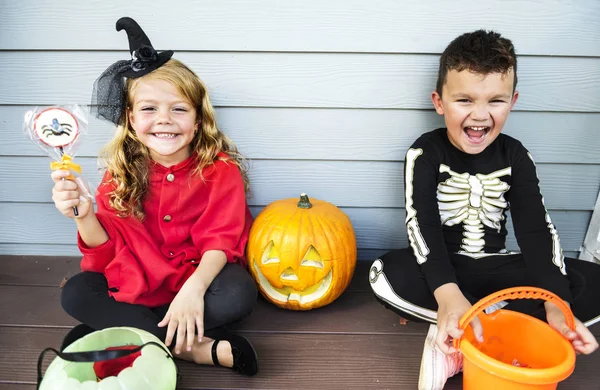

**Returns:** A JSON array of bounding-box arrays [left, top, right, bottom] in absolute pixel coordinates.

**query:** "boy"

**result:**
[[369, 30, 599, 390]]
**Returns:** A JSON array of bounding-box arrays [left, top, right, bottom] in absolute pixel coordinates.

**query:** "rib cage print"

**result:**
[[437, 164, 511, 254]]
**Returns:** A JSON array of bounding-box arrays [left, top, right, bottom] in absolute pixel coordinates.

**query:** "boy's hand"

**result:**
[[434, 283, 484, 354], [51, 170, 91, 218], [158, 275, 206, 355], [545, 301, 599, 355]]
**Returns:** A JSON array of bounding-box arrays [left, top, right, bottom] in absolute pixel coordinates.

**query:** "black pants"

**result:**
[[61, 263, 258, 344], [369, 248, 600, 326]]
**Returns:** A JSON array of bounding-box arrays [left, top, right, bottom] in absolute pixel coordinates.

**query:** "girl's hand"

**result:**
[[434, 283, 484, 354], [158, 276, 205, 354], [546, 301, 599, 355], [51, 169, 91, 218]]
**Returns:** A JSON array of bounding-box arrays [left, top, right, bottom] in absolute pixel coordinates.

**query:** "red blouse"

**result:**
[[77, 153, 253, 307]]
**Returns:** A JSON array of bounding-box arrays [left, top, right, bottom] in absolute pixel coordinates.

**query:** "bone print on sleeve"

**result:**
[[507, 143, 572, 303], [405, 143, 458, 293]]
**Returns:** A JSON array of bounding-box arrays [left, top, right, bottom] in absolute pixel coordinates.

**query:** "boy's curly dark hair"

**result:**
[[436, 30, 517, 96]]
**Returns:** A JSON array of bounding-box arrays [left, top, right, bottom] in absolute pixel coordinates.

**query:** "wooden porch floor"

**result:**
[[1, 255, 599, 389]]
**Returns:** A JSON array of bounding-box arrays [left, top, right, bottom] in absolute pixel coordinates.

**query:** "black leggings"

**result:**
[[369, 248, 600, 326], [61, 263, 258, 344]]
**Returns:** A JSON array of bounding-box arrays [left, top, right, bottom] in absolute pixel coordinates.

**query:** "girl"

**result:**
[[51, 17, 259, 376]]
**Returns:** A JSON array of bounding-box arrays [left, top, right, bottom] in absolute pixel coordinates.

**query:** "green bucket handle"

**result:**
[[37, 341, 178, 389]]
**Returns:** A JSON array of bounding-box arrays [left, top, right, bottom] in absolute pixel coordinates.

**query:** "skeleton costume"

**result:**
[[369, 128, 600, 327]]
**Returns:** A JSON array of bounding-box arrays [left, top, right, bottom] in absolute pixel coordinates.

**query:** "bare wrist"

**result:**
[[75, 212, 109, 248], [74, 206, 95, 223], [434, 283, 462, 304], [188, 271, 208, 294]]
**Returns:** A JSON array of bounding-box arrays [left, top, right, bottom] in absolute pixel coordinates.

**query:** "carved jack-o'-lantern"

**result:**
[[247, 194, 357, 310]]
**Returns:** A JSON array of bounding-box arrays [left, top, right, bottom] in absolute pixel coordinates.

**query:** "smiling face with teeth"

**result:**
[[128, 78, 198, 167], [431, 69, 519, 154]]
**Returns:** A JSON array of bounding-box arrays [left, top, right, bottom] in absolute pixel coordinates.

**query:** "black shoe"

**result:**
[[60, 324, 95, 351], [205, 327, 258, 376]]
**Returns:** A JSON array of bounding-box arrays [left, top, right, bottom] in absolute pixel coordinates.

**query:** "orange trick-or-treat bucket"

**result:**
[[454, 287, 576, 390]]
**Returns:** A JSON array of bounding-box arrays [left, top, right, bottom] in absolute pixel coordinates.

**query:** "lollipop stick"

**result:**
[[59, 146, 79, 217]]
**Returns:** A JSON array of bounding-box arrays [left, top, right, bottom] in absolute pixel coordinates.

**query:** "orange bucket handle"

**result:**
[[453, 287, 575, 349]]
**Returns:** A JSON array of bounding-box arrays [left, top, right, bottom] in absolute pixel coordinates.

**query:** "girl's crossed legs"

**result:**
[[61, 263, 258, 368]]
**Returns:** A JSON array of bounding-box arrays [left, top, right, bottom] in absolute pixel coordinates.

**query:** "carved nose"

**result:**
[[280, 267, 298, 281]]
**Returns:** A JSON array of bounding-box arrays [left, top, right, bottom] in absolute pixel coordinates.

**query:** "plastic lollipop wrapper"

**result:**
[[23, 105, 94, 216]]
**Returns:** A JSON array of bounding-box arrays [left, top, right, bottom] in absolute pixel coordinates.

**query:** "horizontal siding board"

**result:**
[[0, 0, 597, 265], [0, 203, 590, 252], [0, 244, 580, 261], [0, 244, 83, 257], [1, 53, 599, 112], [3, 106, 600, 164], [357, 248, 581, 262], [2, 157, 599, 210], [1, 0, 598, 56]]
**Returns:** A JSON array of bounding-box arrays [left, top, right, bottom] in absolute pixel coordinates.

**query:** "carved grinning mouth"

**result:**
[[252, 261, 333, 304]]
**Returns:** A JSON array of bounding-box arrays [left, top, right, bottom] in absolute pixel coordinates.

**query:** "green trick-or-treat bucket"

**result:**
[[38, 327, 178, 390]]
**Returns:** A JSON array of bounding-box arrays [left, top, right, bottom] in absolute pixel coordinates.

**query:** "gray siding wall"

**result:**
[[1, 0, 599, 260]]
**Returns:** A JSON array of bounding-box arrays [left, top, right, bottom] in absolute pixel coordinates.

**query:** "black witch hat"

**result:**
[[91, 17, 174, 125], [116, 17, 173, 78]]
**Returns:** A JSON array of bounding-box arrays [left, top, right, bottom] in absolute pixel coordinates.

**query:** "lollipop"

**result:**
[[34, 108, 82, 215], [33, 107, 80, 150], [24, 105, 90, 217]]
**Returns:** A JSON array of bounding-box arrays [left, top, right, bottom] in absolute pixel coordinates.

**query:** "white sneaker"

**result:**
[[418, 324, 463, 390]]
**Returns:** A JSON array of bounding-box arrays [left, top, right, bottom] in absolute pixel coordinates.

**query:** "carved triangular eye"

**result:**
[[300, 245, 323, 268], [261, 241, 280, 265]]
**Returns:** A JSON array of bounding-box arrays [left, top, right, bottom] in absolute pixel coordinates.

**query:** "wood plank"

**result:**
[[2, 327, 599, 389], [0, 255, 80, 286], [1, 52, 599, 112], [1, 261, 597, 336], [0, 255, 370, 290], [3, 283, 597, 336], [5, 106, 600, 164], [0, 327, 426, 389], [1, 0, 598, 56], [0, 258, 411, 334], [0, 203, 591, 252], [0, 285, 76, 327], [0, 385, 35, 389], [0, 284, 426, 335], [0, 252, 586, 292], [2, 157, 599, 211], [235, 292, 429, 335]]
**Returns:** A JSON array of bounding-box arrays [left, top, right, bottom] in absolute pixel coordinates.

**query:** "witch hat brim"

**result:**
[[116, 17, 173, 78]]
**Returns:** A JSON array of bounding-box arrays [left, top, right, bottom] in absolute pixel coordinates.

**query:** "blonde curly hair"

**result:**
[[99, 59, 249, 219]]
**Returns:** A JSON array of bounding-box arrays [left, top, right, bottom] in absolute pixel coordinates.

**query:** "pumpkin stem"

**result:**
[[297, 193, 312, 209]]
